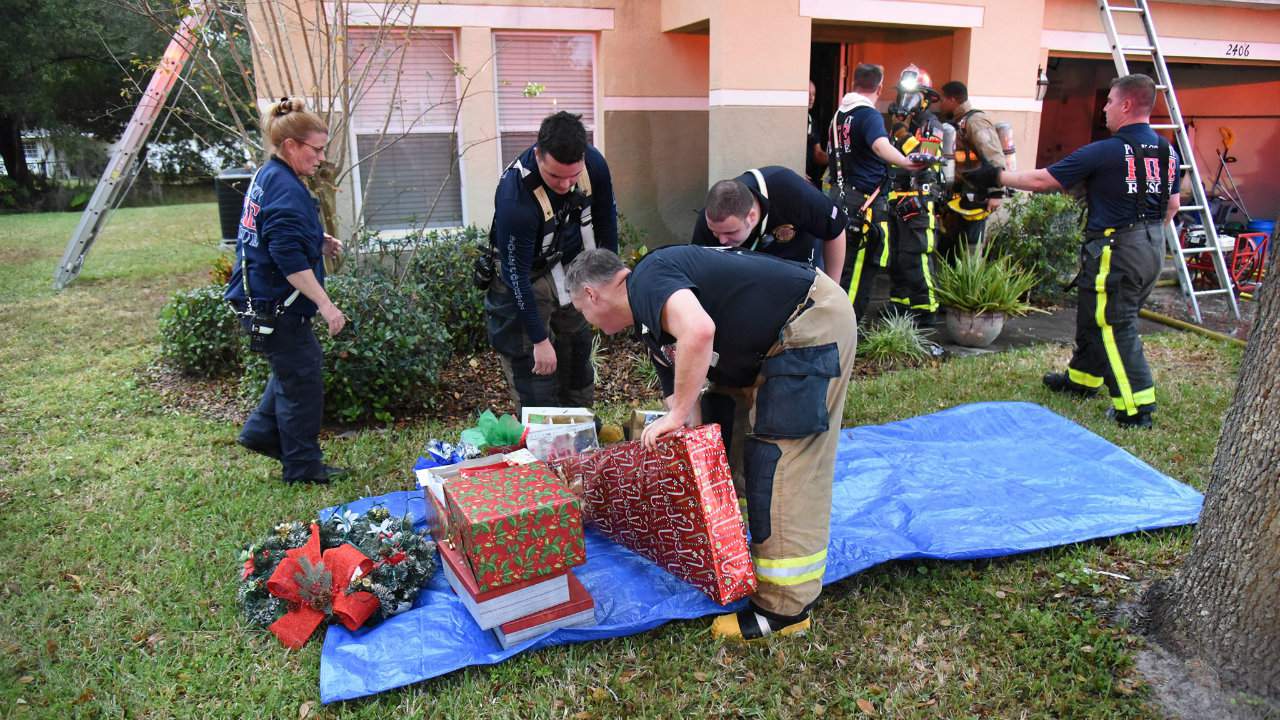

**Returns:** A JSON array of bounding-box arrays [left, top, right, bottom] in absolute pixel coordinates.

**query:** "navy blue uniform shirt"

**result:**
[[628, 245, 816, 395], [829, 105, 889, 195], [493, 144, 618, 345], [690, 166, 847, 269], [225, 156, 325, 317], [1047, 123, 1179, 232]]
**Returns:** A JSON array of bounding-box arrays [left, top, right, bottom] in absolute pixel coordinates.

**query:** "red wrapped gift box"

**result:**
[[553, 425, 756, 605], [445, 464, 586, 593]]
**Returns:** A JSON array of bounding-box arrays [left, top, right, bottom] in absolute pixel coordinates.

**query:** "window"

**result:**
[[347, 29, 462, 230], [493, 34, 596, 166]]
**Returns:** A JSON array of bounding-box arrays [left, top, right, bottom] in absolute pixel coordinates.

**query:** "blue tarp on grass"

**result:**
[[319, 401, 1203, 703]]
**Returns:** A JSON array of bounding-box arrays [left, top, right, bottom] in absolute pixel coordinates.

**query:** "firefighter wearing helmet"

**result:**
[[937, 80, 1008, 259], [884, 64, 945, 327]]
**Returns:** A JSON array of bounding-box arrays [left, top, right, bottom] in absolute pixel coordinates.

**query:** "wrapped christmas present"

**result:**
[[493, 571, 596, 649], [438, 535, 571, 630], [524, 421, 599, 462], [521, 406, 594, 428], [444, 463, 586, 593], [417, 453, 509, 542], [552, 425, 756, 605]]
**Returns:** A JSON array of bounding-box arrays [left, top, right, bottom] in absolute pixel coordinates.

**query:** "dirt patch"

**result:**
[[1136, 643, 1279, 720], [1145, 285, 1258, 341]]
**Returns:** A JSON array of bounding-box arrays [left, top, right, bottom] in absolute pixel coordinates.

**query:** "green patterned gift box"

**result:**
[[444, 463, 586, 593]]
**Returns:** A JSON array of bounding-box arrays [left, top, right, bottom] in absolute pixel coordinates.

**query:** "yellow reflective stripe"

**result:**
[[848, 246, 868, 302], [755, 548, 828, 569], [1095, 246, 1137, 415], [1068, 368, 1105, 388], [1133, 387, 1156, 406], [755, 549, 828, 586], [921, 202, 938, 310], [903, 136, 920, 153], [889, 296, 911, 306], [757, 566, 827, 586], [738, 497, 748, 508], [878, 220, 890, 265], [888, 190, 922, 199]]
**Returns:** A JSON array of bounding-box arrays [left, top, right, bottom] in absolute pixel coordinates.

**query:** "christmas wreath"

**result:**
[[237, 505, 436, 648]]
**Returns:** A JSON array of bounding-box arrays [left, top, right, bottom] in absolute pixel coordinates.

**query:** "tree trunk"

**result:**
[[0, 114, 33, 188], [1144, 246, 1280, 705]]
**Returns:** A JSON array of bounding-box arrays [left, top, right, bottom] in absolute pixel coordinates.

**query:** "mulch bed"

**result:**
[[429, 334, 661, 424], [138, 334, 669, 431]]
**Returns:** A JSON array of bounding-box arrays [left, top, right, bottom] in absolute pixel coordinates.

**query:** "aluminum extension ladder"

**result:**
[[1097, 0, 1241, 324], [53, 1, 211, 289]]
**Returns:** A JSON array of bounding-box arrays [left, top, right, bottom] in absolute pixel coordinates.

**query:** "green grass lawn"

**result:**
[[0, 205, 1241, 719]]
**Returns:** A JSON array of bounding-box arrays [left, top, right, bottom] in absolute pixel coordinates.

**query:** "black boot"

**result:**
[[284, 464, 349, 485], [1108, 408, 1153, 429], [1042, 372, 1099, 398]]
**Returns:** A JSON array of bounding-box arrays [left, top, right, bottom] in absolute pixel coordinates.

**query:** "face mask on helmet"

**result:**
[[894, 91, 924, 116], [893, 64, 937, 118]]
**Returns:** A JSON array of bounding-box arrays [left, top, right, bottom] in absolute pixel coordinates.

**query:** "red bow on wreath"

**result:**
[[265, 523, 379, 649]]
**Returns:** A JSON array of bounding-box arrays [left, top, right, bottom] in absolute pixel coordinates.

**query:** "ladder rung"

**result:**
[[1155, 85, 1168, 91], [1110, 6, 1144, 13], [1180, 205, 1204, 212], [1179, 164, 1192, 170], [1193, 288, 1234, 297], [1123, 45, 1156, 53], [1151, 124, 1179, 130], [1180, 246, 1224, 255]]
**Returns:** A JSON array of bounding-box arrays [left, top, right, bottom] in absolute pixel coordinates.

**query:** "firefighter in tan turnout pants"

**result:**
[[937, 80, 1007, 257], [565, 246, 857, 640]]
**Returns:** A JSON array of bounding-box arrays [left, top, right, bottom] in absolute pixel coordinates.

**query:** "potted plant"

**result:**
[[935, 245, 1043, 348]]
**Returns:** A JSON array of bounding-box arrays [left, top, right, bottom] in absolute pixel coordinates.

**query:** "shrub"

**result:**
[[859, 311, 938, 369], [986, 192, 1084, 304], [210, 253, 233, 285], [158, 284, 243, 376], [406, 226, 488, 355], [936, 245, 1040, 317], [618, 212, 649, 268], [240, 274, 452, 424]]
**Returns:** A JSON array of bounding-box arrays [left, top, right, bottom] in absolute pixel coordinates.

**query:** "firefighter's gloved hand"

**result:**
[[960, 164, 1002, 194]]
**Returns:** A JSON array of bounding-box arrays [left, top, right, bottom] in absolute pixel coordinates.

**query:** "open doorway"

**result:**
[[809, 42, 841, 184], [1035, 57, 1280, 222]]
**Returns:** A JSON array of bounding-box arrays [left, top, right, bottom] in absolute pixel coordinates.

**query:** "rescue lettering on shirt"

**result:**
[[238, 184, 264, 248], [1123, 146, 1179, 195]]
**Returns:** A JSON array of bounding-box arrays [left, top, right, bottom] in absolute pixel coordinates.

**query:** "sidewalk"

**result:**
[[859, 271, 1256, 358]]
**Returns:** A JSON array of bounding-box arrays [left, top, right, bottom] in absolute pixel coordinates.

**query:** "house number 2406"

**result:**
[[1225, 43, 1251, 57]]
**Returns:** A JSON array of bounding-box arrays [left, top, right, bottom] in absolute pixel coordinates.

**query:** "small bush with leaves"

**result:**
[[986, 192, 1083, 304], [241, 274, 452, 423], [618, 212, 650, 268], [158, 284, 242, 376], [209, 253, 233, 285], [406, 226, 488, 355], [859, 311, 938, 369], [936, 245, 1041, 317]]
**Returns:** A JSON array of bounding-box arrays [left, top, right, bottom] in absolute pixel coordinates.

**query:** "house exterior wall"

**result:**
[[247, 0, 1280, 242]]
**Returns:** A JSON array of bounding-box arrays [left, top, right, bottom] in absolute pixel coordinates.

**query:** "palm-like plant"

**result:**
[[935, 245, 1043, 317]]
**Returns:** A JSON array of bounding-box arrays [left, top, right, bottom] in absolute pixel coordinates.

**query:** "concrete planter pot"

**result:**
[[945, 308, 1006, 348]]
